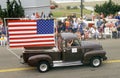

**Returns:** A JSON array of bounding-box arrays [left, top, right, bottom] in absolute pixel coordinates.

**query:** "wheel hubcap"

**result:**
[[40, 64, 48, 71], [93, 59, 100, 66]]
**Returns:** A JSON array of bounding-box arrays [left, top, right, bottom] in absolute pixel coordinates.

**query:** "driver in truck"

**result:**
[[67, 40, 73, 47]]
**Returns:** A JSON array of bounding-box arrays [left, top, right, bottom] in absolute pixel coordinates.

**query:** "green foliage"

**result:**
[[52, 9, 91, 17], [0, 5, 4, 19], [73, 6, 78, 9], [0, 0, 24, 19], [66, 6, 71, 10], [94, 0, 120, 17]]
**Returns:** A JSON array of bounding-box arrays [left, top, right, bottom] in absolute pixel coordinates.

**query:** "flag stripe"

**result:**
[[9, 38, 54, 42], [9, 29, 36, 31], [8, 24, 37, 26], [9, 34, 54, 38], [9, 30, 37, 34], [9, 31, 36, 34], [10, 42, 55, 46], [8, 20, 36, 22], [8, 26, 36, 30], [10, 37, 54, 40], [10, 40, 54, 43], [10, 44, 55, 48], [9, 33, 36, 36], [8, 22, 36, 26]]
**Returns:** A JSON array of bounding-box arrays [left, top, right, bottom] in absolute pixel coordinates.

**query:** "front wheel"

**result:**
[[37, 61, 50, 73], [90, 57, 102, 67]]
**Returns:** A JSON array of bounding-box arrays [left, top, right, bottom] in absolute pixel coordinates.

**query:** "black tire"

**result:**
[[37, 61, 50, 73], [90, 57, 102, 67]]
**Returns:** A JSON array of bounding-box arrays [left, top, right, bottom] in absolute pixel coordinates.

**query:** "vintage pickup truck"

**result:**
[[21, 32, 107, 72]]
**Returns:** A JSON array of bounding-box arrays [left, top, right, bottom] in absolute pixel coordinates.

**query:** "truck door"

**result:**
[[62, 39, 83, 62]]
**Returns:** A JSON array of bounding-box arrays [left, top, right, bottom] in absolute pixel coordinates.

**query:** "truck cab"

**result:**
[[21, 32, 107, 72]]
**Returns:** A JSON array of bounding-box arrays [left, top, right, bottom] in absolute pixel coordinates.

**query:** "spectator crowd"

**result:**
[[0, 11, 120, 46], [55, 12, 120, 40]]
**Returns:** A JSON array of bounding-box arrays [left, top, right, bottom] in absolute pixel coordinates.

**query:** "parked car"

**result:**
[[21, 32, 107, 72]]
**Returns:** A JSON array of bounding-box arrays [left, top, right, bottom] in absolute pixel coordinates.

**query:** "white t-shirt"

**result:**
[[31, 15, 36, 20], [90, 27, 99, 34]]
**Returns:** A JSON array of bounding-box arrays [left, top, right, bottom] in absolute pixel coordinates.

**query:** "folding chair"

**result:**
[[102, 27, 112, 39]]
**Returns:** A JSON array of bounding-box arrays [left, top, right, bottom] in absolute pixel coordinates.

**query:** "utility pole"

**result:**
[[7, 0, 10, 16], [7, 0, 10, 6], [80, 0, 83, 18]]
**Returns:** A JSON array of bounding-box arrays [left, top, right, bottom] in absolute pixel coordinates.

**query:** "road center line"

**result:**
[[0, 67, 35, 73], [103, 60, 120, 63], [0, 60, 120, 73]]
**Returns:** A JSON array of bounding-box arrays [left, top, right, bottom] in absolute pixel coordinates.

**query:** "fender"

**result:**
[[28, 54, 52, 66], [83, 50, 106, 64]]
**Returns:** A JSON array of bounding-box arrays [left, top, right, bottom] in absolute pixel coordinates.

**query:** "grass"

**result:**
[[52, 8, 92, 17], [51, 1, 104, 18], [51, 0, 120, 18]]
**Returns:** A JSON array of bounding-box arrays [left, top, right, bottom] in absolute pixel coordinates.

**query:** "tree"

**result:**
[[0, 5, 4, 19], [0, 0, 24, 19], [13, 0, 24, 17], [94, 0, 120, 17]]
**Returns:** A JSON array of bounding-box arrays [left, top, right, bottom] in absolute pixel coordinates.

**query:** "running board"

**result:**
[[53, 61, 83, 67]]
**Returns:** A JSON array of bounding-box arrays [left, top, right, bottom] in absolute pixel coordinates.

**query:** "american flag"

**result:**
[[8, 19, 55, 48]]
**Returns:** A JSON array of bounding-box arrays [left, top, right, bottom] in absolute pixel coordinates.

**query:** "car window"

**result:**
[[66, 39, 80, 47], [71, 39, 80, 46]]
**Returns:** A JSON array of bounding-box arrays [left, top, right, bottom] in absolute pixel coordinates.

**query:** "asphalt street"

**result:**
[[0, 39, 120, 78]]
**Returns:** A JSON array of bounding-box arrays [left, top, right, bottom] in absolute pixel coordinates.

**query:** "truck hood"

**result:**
[[81, 41, 103, 49]]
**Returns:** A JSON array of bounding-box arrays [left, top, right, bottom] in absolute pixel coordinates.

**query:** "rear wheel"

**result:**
[[90, 57, 102, 67], [37, 61, 50, 72]]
